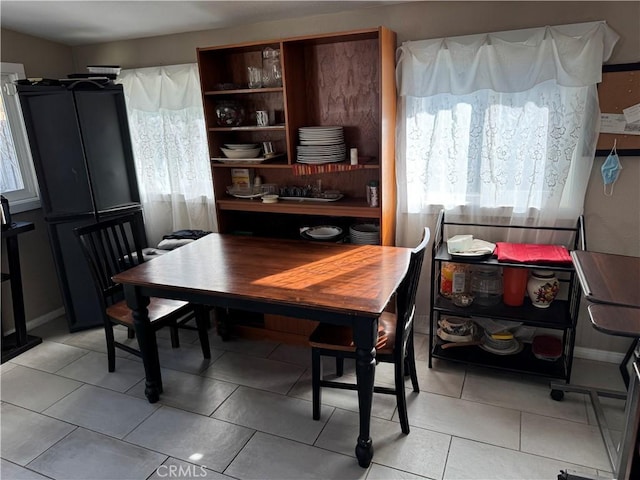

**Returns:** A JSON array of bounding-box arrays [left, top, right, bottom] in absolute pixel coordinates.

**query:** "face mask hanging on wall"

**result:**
[[601, 139, 622, 196]]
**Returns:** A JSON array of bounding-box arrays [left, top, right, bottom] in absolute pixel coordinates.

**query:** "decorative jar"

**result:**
[[215, 100, 245, 127], [527, 270, 560, 308]]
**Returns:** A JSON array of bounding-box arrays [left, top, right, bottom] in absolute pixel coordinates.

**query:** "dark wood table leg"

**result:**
[[125, 285, 162, 403], [352, 317, 378, 468]]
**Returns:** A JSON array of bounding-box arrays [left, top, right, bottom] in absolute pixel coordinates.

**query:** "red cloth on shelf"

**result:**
[[291, 163, 366, 176], [494, 242, 573, 265]]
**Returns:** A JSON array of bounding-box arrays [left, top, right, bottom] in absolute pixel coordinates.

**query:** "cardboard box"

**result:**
[[231, 168, 254, 188]]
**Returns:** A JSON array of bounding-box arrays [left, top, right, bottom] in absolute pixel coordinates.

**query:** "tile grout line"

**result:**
[[11, 319, 616, 478]]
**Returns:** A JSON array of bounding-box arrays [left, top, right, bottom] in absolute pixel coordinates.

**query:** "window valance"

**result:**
[[119, 64, 203, 111], [396, 21, 619, 97]]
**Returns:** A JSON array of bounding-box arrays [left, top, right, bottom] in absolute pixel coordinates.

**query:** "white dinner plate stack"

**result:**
[[297, 126, 345, 164], [349, 223, 380, 245]]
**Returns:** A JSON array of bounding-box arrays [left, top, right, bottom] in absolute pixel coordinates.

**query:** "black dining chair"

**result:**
[[309, 227, 430, 434], [74, 211, 211, 372]]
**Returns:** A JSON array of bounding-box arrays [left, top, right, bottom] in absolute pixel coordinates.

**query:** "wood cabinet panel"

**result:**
[[296, 39, 380, 159]]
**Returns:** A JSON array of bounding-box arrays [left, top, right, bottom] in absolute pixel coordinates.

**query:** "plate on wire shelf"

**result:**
[[447, 239, 496, 259], [479, 333, 523, 355]]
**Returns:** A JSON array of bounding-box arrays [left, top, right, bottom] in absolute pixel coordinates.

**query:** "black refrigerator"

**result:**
[[18, 81, 144, 331]]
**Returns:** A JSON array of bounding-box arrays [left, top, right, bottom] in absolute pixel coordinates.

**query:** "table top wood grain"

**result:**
[[113, 234, 412, 318], [570, 250, 640, 308], [587, 304, 640, 338]]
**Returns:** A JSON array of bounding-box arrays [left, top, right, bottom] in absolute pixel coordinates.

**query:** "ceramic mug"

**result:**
[[262, 141, 274, 155], [256, 110, 269, 127]]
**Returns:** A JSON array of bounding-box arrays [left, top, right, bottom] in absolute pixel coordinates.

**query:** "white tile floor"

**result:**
[[0, 316, 628, 480]]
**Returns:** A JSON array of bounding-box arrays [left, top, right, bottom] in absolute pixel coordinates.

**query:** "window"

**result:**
[[117, 64, 216, 245], [0, 62, 39, 212], [402, 81, 597, 215], [395, 22, 619, 236]]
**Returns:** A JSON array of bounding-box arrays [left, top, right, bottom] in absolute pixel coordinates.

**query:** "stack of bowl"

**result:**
[[221, 143, 261, 158], [437, 317, 475, 343], [481, 331, 521, 355]]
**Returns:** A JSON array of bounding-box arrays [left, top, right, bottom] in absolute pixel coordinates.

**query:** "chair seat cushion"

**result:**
[[308, 311, 396, 354], [107, 297, 191, 327]]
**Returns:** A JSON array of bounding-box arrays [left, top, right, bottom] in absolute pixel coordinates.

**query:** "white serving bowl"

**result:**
[[224, 143, 259, 149], [306, 225, 342, 239], [221, 147, 261, 159]]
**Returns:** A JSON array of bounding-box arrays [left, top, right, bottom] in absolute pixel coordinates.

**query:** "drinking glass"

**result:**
[[247, 66, 262, 88], [262, 48, 282, 87]]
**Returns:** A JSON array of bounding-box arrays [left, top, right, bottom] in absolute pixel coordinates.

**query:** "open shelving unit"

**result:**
[[428, 210, 586, 396], [196, 27, 397, 246]]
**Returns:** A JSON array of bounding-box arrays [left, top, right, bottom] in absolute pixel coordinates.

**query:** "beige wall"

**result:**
[[71, 1, 640, 68], [1, 29, 72, 331], [2, 2, 639, 353], [1, 210, 63, 330], [2, 28, 73, 78]]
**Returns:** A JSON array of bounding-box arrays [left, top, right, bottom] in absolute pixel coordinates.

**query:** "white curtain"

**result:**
[[118, 64, 217, 246], [395, 21, 619, 247], [395, 22, 618, 332]]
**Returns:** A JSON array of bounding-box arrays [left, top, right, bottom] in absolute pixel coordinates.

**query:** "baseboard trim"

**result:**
[[573, 346, 626, 364], [3, 308, 65, 336]]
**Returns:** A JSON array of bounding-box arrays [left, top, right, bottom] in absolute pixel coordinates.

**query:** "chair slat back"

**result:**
[[74, 212, 146, 305], [394, 227, 430, 356]]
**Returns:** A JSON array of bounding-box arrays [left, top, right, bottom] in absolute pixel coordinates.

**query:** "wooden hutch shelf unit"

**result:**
[[197, 27, 397, 342], [197, 26, 397, 245], [428, 210, 586, 398]]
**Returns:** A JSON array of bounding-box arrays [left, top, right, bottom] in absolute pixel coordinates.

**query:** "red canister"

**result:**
[[502, 267, 528, 306]]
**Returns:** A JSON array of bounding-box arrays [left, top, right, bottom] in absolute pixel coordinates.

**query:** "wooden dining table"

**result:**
[[112, 233, 412, 467]]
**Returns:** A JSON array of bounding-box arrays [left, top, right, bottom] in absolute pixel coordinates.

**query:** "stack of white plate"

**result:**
[[297, 126, 345, 164], [480, 332, 523, 355], [349, 223, 380, 245]]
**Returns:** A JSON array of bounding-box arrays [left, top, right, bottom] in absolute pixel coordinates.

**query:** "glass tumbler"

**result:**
[[247, 66, 262, 88], [262, 48, 282, 87]]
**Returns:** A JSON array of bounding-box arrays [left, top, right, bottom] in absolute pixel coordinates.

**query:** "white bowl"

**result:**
[[221, 147, 261, 159], [438, 317, 474, 336], [224, 143, 259, 150], [306, 225, 342, 239]]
